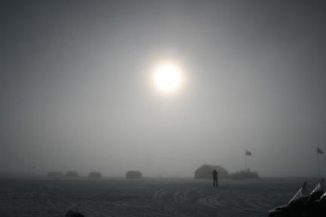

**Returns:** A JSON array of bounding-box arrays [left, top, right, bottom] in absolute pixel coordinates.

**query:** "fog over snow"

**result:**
[[1, 0, 326, 177]]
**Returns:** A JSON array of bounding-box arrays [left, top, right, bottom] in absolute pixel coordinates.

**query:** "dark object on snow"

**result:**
[[268, 179, 326, 217], [65, 210, 85, 217], [65, 171, 79, 178], [47, 171, 64, 178], [88, 171, 102, 178], [126, 170, 142, 179], [194, 164, 228, 179]]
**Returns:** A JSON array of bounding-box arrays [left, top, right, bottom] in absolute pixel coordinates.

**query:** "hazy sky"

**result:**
[[1, 0, 326, 177]]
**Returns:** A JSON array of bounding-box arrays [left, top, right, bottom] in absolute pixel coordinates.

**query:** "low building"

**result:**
[[194, 164, 228, 179], [47, 171, 64, 178], [126, 170, 142, 179], [228, 169, 259, 179], [88, 171, 102, 178], [65, 171, 79, 178]]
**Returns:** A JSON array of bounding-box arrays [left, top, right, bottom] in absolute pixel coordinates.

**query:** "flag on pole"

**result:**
[[317, 147, 324, 154], [245, 150, 252, 156]]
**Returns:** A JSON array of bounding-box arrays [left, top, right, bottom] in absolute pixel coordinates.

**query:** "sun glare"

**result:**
[[152, 61, 184, 95]]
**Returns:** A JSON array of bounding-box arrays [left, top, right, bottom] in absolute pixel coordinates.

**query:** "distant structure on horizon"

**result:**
[[65, 171, 79, 178], [47, 171, 64, 178], [228, 169, 259, 179], [88, 171, 102, 178], [126, 170, 142, 179], [194, 164, 229, 179]]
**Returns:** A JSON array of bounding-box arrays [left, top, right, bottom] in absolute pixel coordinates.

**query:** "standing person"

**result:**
[[212, 169, 218, 187]]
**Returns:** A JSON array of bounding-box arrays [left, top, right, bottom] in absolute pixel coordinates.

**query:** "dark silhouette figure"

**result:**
[[212, 169, 218, 187]]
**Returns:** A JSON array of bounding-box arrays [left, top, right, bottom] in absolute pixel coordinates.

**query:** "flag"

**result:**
[[317, 147, 324, 154], [245, 150, 252, 156]]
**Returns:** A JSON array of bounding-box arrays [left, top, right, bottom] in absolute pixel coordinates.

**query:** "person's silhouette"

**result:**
[[212, 169, 218, 187]]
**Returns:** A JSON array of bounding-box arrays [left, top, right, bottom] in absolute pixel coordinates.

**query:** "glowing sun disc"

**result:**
[[153, 62, 183, 94]]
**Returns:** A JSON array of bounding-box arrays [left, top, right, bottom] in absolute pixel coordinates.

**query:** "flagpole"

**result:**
[[244, 152, 247, 171]]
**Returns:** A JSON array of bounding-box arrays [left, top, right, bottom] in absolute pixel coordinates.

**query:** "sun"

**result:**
[[152, 61, 184, 95]]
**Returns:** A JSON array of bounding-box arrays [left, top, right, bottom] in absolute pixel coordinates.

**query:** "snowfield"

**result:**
[[0, 178, 311, 217]]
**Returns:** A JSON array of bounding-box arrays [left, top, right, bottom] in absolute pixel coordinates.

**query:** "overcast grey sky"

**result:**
[[1, 0, 326, 177]]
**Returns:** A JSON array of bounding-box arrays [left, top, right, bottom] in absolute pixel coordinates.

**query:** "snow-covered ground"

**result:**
[[0, 177, 313, 217]]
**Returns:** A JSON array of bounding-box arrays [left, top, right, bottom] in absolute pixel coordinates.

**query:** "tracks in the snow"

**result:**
[[0, 178, 294, 217]]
